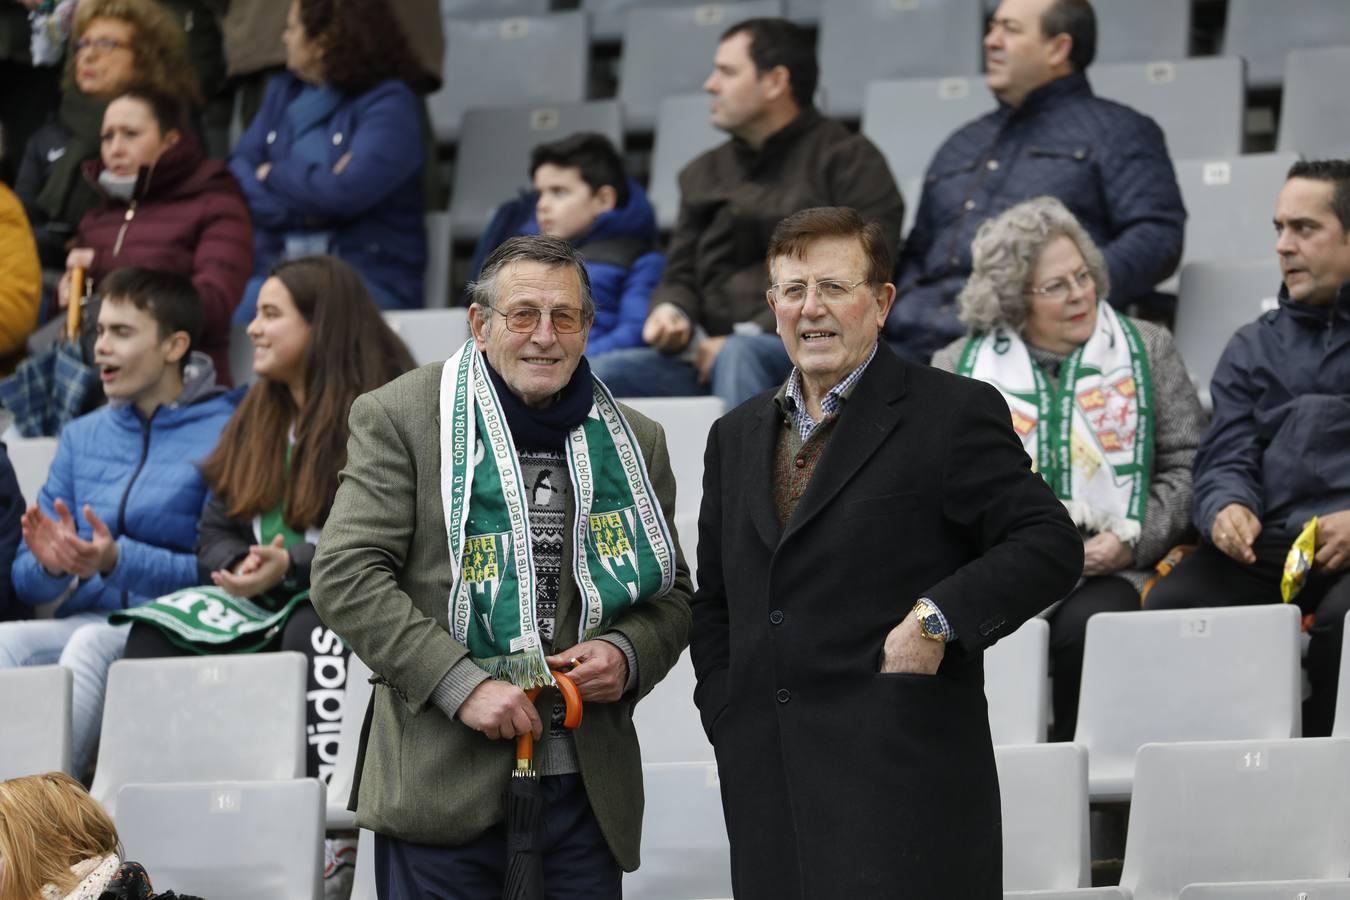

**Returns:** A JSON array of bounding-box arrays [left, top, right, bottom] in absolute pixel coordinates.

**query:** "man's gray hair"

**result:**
[[467, 235, 596, 323], [956, 196, 1111, 333]]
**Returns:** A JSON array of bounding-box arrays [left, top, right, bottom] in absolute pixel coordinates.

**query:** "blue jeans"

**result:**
[[0, 612, 130, 775], [590, 334, 792, 410]]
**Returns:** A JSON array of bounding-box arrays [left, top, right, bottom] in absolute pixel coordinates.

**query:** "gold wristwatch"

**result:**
[[912, 599, 946, 644]]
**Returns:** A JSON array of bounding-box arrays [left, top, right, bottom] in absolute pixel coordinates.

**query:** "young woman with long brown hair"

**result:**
[[119, 254, 414, 783]]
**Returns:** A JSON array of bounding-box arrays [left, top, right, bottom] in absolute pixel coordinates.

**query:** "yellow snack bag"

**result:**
[[1281, 517, 1319, 603]]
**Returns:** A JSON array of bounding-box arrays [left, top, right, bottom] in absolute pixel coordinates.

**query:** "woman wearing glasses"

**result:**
[[15, 0, 199, 273], [118, 255, 413, 783], [931, 196, 1206, 740]]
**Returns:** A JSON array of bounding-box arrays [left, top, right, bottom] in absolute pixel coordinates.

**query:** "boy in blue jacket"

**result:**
[[470, 133, 664, 358], [0, 267, 240, 776]]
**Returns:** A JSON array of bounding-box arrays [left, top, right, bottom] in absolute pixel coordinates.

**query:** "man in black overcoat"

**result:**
[[689, 206, 1083, 898]]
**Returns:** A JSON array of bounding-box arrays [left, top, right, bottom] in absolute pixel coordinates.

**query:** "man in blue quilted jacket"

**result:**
[[0, 267, 239, 777], [889, 0, 1186, 363]]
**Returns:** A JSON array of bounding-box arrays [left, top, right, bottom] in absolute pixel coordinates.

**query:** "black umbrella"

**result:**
[[503, 671, 583, 900]]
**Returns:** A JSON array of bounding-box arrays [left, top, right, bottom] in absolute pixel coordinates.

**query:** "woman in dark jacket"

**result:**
[[227, 0, 426, 323], [122, 255, 414, 781], [64, 88, 251, 384], [15, 0, 200, 271]]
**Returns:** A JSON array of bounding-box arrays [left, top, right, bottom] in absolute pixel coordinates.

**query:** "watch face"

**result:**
[[921, 614, 944, 637]]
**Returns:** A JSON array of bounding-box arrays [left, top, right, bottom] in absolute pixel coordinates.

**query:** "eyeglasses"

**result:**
[[75, 37, 132, 54], [1025, 269, 1094, 302], [767, 278, 870, 305], [488, 304, 587, 334]]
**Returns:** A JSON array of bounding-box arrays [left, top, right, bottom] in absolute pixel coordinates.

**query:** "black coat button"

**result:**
[[776, 688, 791, 703], [769, 610, 785, 625]]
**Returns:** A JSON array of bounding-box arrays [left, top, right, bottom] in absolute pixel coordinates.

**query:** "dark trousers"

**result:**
[[1145, 535, 1350, 737], [373, 773, 621, 900], [1047, 575, 1142, 741], [124, 601, 351, 780]]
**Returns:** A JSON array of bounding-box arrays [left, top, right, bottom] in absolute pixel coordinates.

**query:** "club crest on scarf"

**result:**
[[462, 532, 510, 642], [588, 509, 641, 601]]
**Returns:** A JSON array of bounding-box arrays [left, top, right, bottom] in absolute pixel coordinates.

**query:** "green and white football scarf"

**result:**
[[439, 341, 676, 688], [957, 302, 1153, 544]]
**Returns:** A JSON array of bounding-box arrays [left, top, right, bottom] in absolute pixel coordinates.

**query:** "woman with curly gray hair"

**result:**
[[932, 196, 1206, 740]]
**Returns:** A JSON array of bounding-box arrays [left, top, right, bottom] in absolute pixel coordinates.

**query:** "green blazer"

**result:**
[[311, 362, 692, 870]]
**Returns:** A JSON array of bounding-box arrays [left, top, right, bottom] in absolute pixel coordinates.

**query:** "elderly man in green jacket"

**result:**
[[312, 235, 692, 898]]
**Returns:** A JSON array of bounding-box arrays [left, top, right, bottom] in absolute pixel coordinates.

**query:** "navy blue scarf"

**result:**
[[483, 356, 595, 452]]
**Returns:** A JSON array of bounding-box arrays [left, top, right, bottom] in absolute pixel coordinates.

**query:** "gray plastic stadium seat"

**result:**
[[91, 653, 307, 816], [0, 666, 72, 779], [1333, 612, 1350, 738], [817, 0, 984, 118], [429, 13, 588, 143], [1173, 258, 1283, 399], [861, 75, 996, 185], [1090, 58, 1244, 160], [618, 1, 782, 132], [1074, 606, 1302, 802], [985, 618, 1049, 745], [624, 762, 732, 898], [1118, 739, 1350, 900], [1221, 0, 1350, 90], [349, 829, 377, 900], [583, 0, 760, 43], [1181, 882, 1350, 899], [117, 779, 324, 900], [632, 651, 711, 764], [996, 744, 1090, 891], [1004, 892, 1128, 899], [423, 211, 453, 309], [228, 323, 254, 387], [383, 308, 471, 367], [786, 0, 820, 23], [325, 654, 372, 830], [1092, 0, 1190, 65], [6, 436, 58, 506], [901, 176, 920, 237], [1277, 46, 1350, 159], [649, 93, 724, 231], [1173, 152, 1299, 276], [616, 396, 724, 526], [441, 0, 550, 17], [449, 100, 622, 238]]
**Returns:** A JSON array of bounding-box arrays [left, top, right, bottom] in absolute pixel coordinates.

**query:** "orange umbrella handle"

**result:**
[[514, 671, 585, 769], [67, 267, 85, 340]]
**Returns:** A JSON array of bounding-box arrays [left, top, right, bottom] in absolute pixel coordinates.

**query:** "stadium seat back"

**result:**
[[1091, 58, 1244, 160], [1120, 739, 1350, 900], [619, 1, 783, 132], [817, 0, 983, 118], [1074, 605, 1301, 801], [7, 436, 58, 508], [649, 93, 725, 230], [1092, 0, 1190, 64], [117, 779, 324, 900], [0, 665, 72, 779], [1173, 258, 1283, 398], [996, 743, 1090, 891], [625, 762, 732, 897], [1221, 0, 1350, 89], [985, 618, 1049, 745], [1277, 46, 1350, 159], [92, 653, 307, 815], [1180, 880, 1350, 899], [430, 12, 588, 142], [632, 650, 712, 764], [861, 75, 996, 185], [383, 308, 471, 367], [450, 100, 623, 237]]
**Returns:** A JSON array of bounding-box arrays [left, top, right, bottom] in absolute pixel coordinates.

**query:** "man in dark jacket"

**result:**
[[1147, 159, 1350, 736], [889, 0, 1186, 363], [690, 207, 1082, 898], [591, 17, 904, 409]]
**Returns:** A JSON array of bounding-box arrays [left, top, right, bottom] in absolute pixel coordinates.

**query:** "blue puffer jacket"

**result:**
[[1193, 281, 1350, 539], [228, 72, 426, 310], [890, 72, 1186, 362], [11, 363, 241, 616]]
